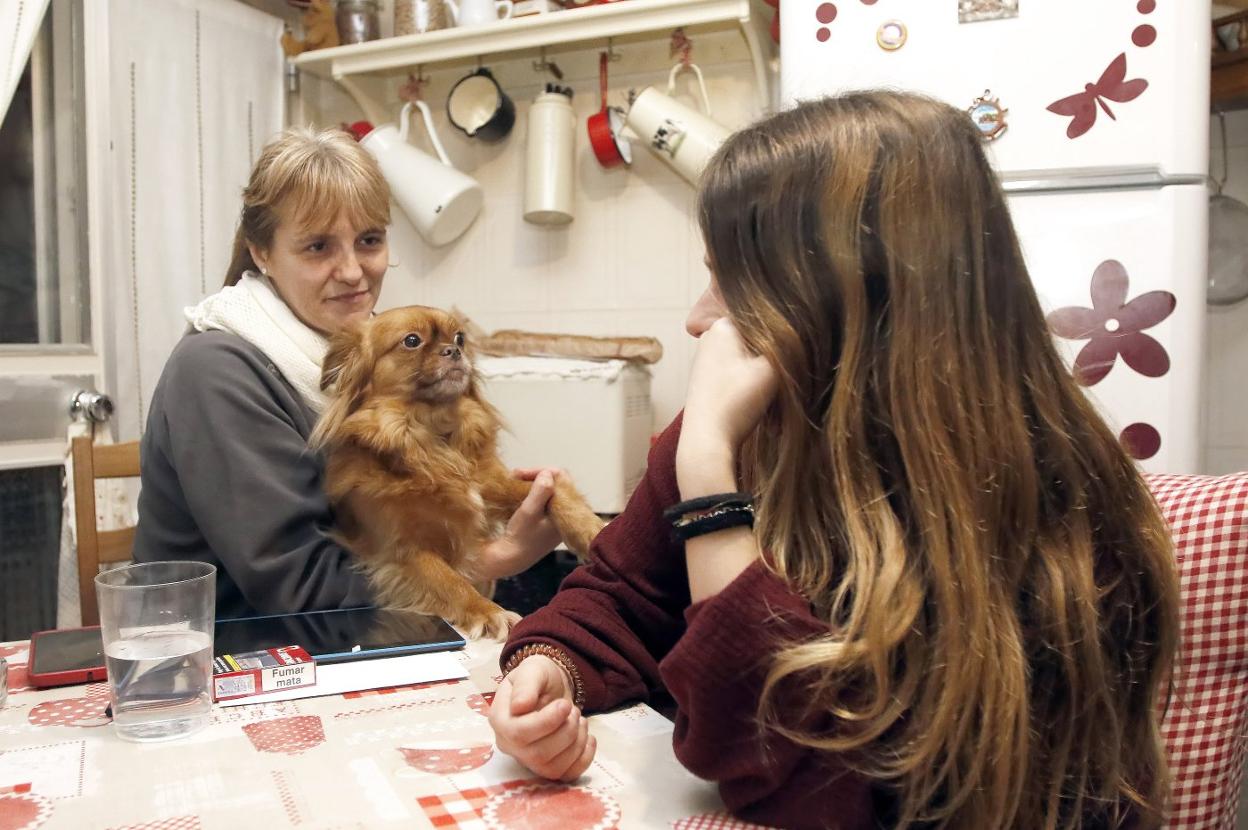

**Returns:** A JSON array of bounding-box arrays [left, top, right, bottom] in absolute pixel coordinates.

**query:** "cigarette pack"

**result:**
[[212, 645, 316, 701]]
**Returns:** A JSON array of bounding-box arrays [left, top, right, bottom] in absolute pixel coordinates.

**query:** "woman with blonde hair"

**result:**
[[488, 92, 1180, 829], [134, 127, 564, 618]]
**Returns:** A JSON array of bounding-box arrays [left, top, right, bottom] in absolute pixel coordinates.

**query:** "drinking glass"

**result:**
[[96, 561, 216, 742]]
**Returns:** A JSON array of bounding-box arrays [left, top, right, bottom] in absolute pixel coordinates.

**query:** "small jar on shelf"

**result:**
[[394, 0, 449, 35], [336, 0, 381, 44]]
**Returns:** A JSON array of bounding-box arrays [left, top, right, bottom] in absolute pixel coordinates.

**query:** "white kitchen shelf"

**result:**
[[292, 0, 768, 107]]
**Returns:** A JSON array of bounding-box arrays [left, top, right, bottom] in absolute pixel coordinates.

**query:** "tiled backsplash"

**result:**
[[299, 41, 1248, 474], [1206, 109, 1248, 475], [301, 45, 764, 435]]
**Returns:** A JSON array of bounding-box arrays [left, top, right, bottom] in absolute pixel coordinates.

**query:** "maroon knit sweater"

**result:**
[[502, 416, 877, 830]]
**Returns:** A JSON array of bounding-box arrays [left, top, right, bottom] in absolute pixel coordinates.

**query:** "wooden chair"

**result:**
[[71, 436, 140, 626]]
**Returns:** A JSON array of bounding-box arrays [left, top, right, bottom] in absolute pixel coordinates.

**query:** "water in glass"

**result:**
[[104, 628, 213, 741]]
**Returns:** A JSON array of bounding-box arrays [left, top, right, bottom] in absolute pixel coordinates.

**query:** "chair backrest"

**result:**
[[1145, 472, 1248, 830], [70, 435, 140, 626]]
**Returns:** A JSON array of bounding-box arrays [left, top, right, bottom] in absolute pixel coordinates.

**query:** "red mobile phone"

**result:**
[[27, 626, 108, 687]]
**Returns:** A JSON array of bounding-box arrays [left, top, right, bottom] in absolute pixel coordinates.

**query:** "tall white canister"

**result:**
[[524, 85, 576, 225]]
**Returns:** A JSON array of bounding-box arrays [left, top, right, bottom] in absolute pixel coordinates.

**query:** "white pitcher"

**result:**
[[356, 102, 483, 247], [444, 0, 513, 27], [625, 63, 731, 185]]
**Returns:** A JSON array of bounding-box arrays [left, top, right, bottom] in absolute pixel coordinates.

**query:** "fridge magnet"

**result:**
[[1045, 259, 1175, 387], [959, 0, 1019, 24], [967, 90, 1008, 140], [1046, 53, 1148, 140], [876, 20, 908, 51]]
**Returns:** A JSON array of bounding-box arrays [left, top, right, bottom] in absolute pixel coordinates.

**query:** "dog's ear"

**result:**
[[321, 323, 371, 398], [311, 322, 372, 450]]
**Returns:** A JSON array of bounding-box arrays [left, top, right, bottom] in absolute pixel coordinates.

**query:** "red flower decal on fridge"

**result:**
[[1046, 259, 1175, 387]]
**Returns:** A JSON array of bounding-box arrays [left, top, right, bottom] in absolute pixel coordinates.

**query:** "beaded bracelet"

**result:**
[[502, 643, 586, 709]]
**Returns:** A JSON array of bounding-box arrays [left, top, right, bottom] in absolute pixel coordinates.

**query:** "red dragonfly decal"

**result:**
[[1046, 53, 1149, 139]]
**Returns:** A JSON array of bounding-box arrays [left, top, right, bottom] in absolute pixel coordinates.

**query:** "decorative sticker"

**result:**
[[1046, 259, 1175, 387], [1120, 423, 1161, 461], [814, 3, 837, 43], [1046, 53, 1148, 139]]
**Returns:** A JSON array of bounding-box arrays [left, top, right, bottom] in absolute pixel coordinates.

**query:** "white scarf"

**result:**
[[185, 272, 330, 413]]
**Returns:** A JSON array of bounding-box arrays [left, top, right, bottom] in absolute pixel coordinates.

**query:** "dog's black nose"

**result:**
[[442, 346, 461, 360]]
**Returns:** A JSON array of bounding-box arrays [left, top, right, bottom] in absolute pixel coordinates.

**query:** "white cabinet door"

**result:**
[[780, 0, 1209, 179], [1007, 183, 1207, 473]]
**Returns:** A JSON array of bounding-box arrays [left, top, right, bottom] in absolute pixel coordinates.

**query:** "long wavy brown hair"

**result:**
[[697, 92, 1180, 829]]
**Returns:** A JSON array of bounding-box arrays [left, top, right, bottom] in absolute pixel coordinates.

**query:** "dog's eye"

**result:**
[[454, 332, 465, 348], [402, 333, 422, 349]]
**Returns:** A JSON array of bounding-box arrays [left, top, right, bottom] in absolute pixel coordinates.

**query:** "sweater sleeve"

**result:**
[[154, 335, 375, 614], [502, 416, 692, 712], [659, 560, 875, 830]]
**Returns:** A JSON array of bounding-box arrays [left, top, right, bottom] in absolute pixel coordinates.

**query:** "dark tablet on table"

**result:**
[[213, 606, 465, 664]]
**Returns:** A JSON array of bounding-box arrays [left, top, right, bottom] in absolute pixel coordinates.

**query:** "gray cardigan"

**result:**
[[133, 330, 375, 619]]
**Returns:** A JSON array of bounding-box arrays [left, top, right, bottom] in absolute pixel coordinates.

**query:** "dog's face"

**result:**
[[322, 305, 474, 406]]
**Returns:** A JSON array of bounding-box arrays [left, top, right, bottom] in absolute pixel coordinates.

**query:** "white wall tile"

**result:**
[[611, 184, 692, 310], [345, 56, 763, 431], [1204, 446, 1248, 476]]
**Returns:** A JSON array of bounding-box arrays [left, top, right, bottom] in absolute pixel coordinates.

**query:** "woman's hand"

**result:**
[[678, 318, 779, 497], [476, 470, 564, 580], [489, 655, 596, 781]]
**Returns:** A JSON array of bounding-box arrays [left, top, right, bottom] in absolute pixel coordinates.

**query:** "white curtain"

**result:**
[[56, 0, 284, 624], [102, 0, 285, 440], [0, 0, 52, 125]]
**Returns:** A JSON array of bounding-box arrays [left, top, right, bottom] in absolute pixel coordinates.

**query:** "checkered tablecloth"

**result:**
[[0, 638, 726, 829]]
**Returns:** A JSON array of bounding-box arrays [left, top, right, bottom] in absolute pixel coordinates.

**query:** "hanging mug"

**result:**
[[349, 102, 484, 247], [625, 62, 730, 185], [447, 68, 516, 142], [444, 0, 513, 27]]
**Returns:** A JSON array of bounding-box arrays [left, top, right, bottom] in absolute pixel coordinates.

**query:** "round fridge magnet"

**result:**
[[876, 20, 908, 50], [967, 90, 1009, 140]]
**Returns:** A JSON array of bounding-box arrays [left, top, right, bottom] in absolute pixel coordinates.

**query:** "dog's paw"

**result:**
[[462, 605, 522, 641]]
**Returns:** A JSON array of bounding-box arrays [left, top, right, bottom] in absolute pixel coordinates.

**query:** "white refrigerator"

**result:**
[[781, 0, 1210, 473]]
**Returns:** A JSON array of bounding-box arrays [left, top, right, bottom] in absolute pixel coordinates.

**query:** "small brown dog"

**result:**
[[311, 306, 605, 639]]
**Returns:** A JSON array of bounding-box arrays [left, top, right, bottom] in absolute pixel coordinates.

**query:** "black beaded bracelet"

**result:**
[[662, 492, 754, 523], [671, 503, 755, 541]]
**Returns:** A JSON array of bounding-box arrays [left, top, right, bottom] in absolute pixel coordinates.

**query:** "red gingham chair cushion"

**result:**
[[1146, 472, 1248, 829]]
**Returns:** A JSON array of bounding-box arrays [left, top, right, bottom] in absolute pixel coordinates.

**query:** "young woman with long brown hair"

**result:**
[[488, 91, 1181, 829]]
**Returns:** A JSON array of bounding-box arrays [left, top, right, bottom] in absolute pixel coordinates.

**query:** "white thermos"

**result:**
[[525, 85, 576, 226]]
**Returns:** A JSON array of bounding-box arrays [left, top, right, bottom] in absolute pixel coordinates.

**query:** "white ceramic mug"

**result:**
[[525, 88, 576, 225], [358, 102, 483, 247], [625, 63, 731, 185], [444, 0, 513, 27]]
